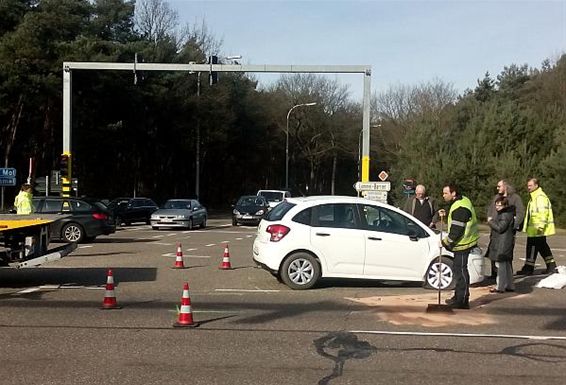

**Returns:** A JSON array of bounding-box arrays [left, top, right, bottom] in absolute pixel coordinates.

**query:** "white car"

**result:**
[[257, 189, 292, 209], [253, 196, 485, 290]]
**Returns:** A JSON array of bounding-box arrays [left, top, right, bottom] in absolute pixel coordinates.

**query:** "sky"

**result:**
[[170, 0, 566, 101]]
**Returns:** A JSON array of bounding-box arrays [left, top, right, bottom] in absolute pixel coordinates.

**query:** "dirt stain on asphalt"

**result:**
[[346, 287, 528, 327]]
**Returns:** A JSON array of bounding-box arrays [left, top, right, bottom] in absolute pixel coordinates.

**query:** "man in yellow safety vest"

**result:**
[[516, 178, 557, 275], [439, 184, 479, 309]]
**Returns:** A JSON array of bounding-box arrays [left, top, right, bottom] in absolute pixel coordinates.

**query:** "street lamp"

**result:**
[[285, 102, 317, 190], [358, 123, 381, 183]]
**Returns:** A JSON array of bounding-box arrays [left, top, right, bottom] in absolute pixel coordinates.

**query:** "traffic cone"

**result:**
[[173, 282, 199, 328], [219, 244, 232, 270], [101, 269, 121, 310], [171, 243, 187, 269]]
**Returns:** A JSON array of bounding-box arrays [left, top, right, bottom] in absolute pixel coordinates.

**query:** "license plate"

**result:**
[[243, 215, 252, 219], [161, 218, 173, 223]]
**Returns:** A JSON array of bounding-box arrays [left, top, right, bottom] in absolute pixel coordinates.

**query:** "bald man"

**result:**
[[403, 184, 439, 228]]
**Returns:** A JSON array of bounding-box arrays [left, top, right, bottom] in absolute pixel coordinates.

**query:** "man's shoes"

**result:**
[[505, 288, 515, 292], [444, 297, 457, 305], [489, 288, 504, 293], [544, 264, 557, 275], [516, 267, 534, 276], [448, 301, 470, 309]]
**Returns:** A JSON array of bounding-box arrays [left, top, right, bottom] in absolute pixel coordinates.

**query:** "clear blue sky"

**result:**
[[171, 0, 566, 101]]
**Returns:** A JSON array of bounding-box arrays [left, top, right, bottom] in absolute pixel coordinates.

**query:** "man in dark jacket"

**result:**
[[403, 184, 439, 228], [486, 179, 525, 278], [439, 184, 479, 309], [487, 196, 516, 293]]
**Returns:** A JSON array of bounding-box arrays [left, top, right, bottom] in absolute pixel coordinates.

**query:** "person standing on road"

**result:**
[[486, 179, 525, 278], [516, 178, 557, 275], [439, 184, 479, 309], [487, 196, 516, 293], [403, 184, 439, 228], [14, 183, 34, 215]]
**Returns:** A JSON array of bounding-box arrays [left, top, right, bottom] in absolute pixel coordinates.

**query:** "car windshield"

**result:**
[[237, 196, 265, 206], [259, 191, 284, 202], [265, 201, 295, 221], [164, 200, 191, 209]]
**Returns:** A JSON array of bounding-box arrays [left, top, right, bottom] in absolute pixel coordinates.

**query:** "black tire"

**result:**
[[280, 252, 321, 290], [200, 216, 207, 229], [232, 218, 237, 226], [424, 256, 455, 290], [115, 216, 123, 226], [151, 226, 158, 230], [62, 222, 85, 243], [187, 218, 193, 230]]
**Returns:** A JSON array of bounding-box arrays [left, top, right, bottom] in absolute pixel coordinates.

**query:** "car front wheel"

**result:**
[[62, 222, 85, 243], [280, 252, 321, 290], [424, 257, 455, 290]]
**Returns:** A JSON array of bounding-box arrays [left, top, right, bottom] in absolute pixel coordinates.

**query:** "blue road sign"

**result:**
[[0, 168, 17, 186]]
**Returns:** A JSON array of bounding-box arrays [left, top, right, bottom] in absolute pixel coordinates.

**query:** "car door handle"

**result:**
[[368, 236, 382, 241], [315, 232, 331, 237]]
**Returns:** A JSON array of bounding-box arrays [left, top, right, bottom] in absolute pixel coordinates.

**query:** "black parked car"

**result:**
[[32, 197, 115, 243], [232, 195, 270, 226], [107, 197, 158, 226]]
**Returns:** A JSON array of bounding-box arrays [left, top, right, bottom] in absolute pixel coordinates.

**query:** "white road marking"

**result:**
[[39, 285, 61, 289], [351, 330, 566, 341], [166, 233, 176, 237], [215, 288, 281, 293], [154, 242, 173, 246], [151, 235, 163, 238], [186, 248, 198, 251], [205, 244, 216, 247], [161, 253, 175, 257], [182, 231, 191, 234], [246, 235, 253, 238], [235, 238, 243, 240], [17, 287, 41, 294], [78, 245, 93, 249], [186, 255, 211, 259], [221, 241, 230, 244]]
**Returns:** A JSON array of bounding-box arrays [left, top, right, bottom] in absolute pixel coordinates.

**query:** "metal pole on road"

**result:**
[[285, 102, 316, 190]]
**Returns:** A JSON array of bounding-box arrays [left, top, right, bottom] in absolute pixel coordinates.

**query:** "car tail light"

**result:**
[[266, 224, 290, 242], [92, 212, 108, 220]]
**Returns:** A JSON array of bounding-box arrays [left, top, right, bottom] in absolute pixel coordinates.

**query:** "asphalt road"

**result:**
[[1, 219, 566, 385]]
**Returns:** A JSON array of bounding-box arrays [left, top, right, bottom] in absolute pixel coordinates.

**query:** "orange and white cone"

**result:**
[[171, 243, 186, 269], [173, 282, 199, 328], [101, 269, 121, 310], [219, 244, 232, 270]]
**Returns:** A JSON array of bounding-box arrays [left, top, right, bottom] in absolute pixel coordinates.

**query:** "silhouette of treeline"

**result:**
[[1, 1, 564, 225]]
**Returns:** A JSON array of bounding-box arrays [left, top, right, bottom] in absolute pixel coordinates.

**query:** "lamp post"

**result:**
[[358, 124, 381, 183], [285, 102, 317, 190]]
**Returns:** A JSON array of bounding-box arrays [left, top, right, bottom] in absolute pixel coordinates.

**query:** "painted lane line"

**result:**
[[153, 242, 173, 246], [78, 245, 93, 249], [151, 235, 163, 238], [186, 248, 198, 251], [246, 235, 253, 238], [205, 244, 216, 247], [186, 255, 211, 259], [182, 231, 191, 234], [235, 238, 243, 240], [221, 241, 230, 244], [39, 285, 61, 290], [214, 288, 281, 293], [17, 287, 41, 294], [161, 253, 175, 257], [350, 330, 566, 341], [166, 233, 176, 237]]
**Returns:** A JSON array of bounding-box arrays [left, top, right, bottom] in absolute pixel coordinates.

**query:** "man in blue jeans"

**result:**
[[439, 184, 479, 309]]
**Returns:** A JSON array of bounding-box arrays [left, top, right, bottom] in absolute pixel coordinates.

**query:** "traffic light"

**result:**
[[209, 55, 218, 85], [60, 154, 70, 179]]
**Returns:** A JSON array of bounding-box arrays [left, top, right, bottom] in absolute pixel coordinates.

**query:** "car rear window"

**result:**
[[264, 201, 295, 221]]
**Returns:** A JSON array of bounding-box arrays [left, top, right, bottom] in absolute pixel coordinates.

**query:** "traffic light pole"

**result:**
[[61, 62, 373, 198]]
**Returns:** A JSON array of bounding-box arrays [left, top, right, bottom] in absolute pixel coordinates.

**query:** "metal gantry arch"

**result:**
[[62, 61, 372, 197]]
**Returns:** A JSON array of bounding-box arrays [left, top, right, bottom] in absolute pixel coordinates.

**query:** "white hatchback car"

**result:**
[[253, 196, 485, 290]]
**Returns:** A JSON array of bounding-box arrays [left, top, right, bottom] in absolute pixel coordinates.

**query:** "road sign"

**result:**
[[363, 190, 388, 203], [378, 171, 389, 181], [0, 168, 16, 186], [354, 181, 391, 192]]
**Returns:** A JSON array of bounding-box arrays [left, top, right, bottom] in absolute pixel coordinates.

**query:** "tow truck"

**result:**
[[0, 214, 77, 269]]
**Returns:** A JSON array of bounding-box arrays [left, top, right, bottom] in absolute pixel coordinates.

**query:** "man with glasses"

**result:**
[[486, 179, 525, 278]]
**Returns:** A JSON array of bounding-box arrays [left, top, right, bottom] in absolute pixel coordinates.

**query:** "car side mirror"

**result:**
[[408, 229, 419, 241]]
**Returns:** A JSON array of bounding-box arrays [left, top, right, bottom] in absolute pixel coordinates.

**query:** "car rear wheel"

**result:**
[[200, 216, 207, 229], [62, 222, 85, 243], [232, 218, 237, 226], [424, 257, 455, 290], [280, 252, 321, 290]]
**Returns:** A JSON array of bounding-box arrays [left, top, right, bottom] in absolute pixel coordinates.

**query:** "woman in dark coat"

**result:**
[[487, 196, 516, 293]]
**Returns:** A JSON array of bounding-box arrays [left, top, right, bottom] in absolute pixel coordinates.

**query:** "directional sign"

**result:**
[[363, 190, 388, 203], [354, 181, 391, 192], [0, 168, 16, 187], [378, 171, 389, 181]]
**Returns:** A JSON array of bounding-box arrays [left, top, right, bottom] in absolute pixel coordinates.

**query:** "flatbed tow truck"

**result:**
[[0, 214, 77, 269]]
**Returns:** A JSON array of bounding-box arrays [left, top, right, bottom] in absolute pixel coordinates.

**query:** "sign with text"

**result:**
[[0, 168, 16, 186], [354, 181, 391, 192]]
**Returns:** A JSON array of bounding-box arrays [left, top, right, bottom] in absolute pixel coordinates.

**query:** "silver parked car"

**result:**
[[150, 199, 207, 230]]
